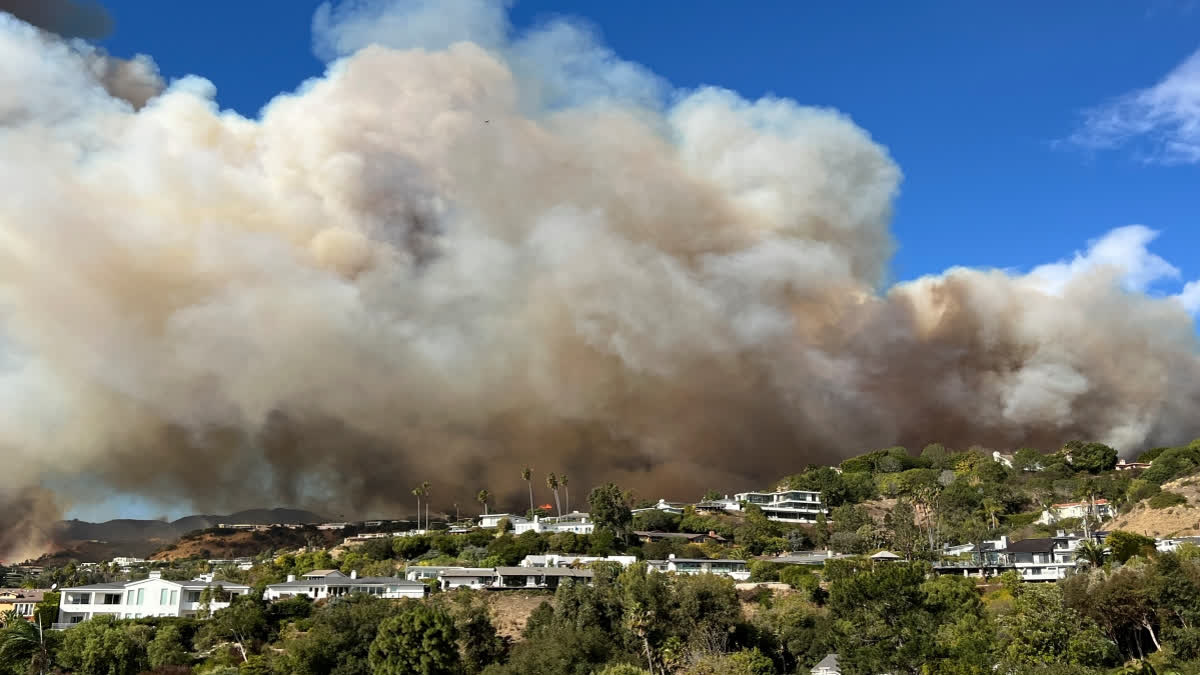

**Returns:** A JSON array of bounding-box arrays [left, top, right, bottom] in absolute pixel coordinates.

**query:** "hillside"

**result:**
[[27, 508, 329, 564], [1104, 476, 1200, 538], [149, 526, 343, 561]]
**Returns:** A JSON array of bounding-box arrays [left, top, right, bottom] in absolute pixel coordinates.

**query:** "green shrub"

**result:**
[[1148, 491, 1189, 510]]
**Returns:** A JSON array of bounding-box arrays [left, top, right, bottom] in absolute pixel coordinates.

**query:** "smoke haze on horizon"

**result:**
[[1, 0, 1199, 559]]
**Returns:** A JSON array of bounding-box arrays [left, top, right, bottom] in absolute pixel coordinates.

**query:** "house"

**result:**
[[264, 569, 427, 601], [869, 550, 902, 562], [513, 511, 594, 535], [992, 451, 1014, 468], [438, 569, 499, 590], [647, 554, 750, 581], [110, 557, 146, 569], [733, 490, 826, 524], [934, 532, 1101, 580], [1157, 536, 1200, 553], [1036, 499, 1112, 525], [693, 496, 739, 514], [494, 567, 594, 589], [632, 499, 685, 516], [519, 554, 637, 568], [478, 513, 529, 529], [759, 550, 849, 566], [56, 572, 250, 627], [1116, 458, 1152, 471], [634, 531, 727, 544], [812, 653, 840, 675], [404, 566, 466, 582], [0, 589, 47, 620]]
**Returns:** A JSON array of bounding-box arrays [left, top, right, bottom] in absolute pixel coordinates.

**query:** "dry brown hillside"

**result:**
[[1104, 476, 1200, 538], [150, 527, 341, 561]]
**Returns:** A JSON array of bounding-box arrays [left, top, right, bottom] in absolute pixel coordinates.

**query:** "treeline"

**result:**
[[4, 545, 1200, 674]]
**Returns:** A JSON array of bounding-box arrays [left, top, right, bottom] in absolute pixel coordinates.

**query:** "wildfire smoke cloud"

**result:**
[[0, 1, 1198, 559]]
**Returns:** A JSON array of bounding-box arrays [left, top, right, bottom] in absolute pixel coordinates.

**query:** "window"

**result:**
[[137, 589, 144, 605], [185, 591, 201, 603], [160, 589, 168, 605], [169, 590, 177, 605]]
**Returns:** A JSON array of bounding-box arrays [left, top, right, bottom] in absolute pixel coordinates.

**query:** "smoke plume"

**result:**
[[0, 0, 112, 38], [0, 1, 1198, 558]]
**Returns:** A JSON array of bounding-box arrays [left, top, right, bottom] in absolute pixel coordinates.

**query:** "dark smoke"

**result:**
[[0, 0, 112, 38]]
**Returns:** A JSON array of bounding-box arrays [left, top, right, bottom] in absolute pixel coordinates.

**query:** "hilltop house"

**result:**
[[733, 490, 827, 524], [519, 554, 637, 568], [0, 589, 48, 621], [1036, 499, 1112, 525], [478, 513, 528, 529], [56, 572, 250, 627], [812, 653, 841, 675], [693, 496, 740, 514], [263, 569, 426, 601], [933, 532, 1103, 581], [1116, 458, 1152, 471], [513, 511, 594, 535], [632, 499, 686, 516], [647, 554, 750, 581]]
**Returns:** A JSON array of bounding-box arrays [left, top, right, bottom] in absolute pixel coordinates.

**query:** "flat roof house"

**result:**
[[264, 570, 427, 601], [56, 572, 250, 627], [733, 490, 827, 524], [647, 555, 750, 581], [494, 566, 594, 589], [513, 511, 595, 535]]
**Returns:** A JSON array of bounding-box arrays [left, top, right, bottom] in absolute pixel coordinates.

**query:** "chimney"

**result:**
[[148, 571, 161, 579], [351, 570, 358, 579], [287, 574, 295, 582], [668, 553, 675, 560]]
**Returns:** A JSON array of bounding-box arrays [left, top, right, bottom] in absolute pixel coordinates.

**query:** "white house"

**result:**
[[647, 554, 750, 581], [1157, 536, 1200, 553], [477, 513, 529, 529], [513, 511, 594, 535], [733, 490, 826, 524], [693, 496, 739, 514], [632, 499, 685, 516], [56, 572, 250, 627], [1036, 499, 1112, 525], [519, 554, 637, 568], [263, 569, 427, 601], [437, 569, 499, 590]]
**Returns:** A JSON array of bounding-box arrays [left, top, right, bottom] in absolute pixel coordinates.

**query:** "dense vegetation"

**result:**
[[1, 438, 1198, 674]]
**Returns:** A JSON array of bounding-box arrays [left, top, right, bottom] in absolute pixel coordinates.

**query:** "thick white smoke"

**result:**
[[0, 2, 1198, 558]]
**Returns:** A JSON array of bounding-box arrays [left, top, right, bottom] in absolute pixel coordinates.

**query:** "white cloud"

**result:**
[[1024, 225, 1199, 315], [1067, 47, 1200, 163]]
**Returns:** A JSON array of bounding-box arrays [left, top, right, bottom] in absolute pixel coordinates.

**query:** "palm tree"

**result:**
[[547, 473, 562, 516], [477, 489, 491, 516], [422, 481, 432, 530], [1075, 539, 1108, 569], [0, 609, 50, 675], [522, 466, 534, 519], [982, 497, 1003, 530], [560, 474, 570, 513], [412, 486, 424, 530]]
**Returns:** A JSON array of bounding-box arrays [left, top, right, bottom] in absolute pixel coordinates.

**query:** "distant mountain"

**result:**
[[55, 507, 328, 544]]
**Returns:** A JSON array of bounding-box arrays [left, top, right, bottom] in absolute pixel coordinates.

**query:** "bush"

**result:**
[[1148, 491, 1189, 509]]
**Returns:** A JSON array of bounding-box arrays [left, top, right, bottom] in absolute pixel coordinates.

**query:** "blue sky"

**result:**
[[95, 0, 1200, 286]]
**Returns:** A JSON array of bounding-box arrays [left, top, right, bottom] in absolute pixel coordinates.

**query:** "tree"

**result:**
[[547, 473, 562, 516], [57, 615, 152, 675], [981, 497, 1003, 531], [197, 595, 267, 663], [997, 583, 1116, 669], [1012, 448, 1044, 472], [882, 501, 923, 561], [561, 474, 570, 513], [0, 609, 51, 675], [1075, 540, 1107, 569], [413, 486, 424, 530], [369, 604, 460, 675], [522, 466, 534, 520], [589, 483, 633, 537], [1064, 441, 1119, 474], [477, 489, 491, 516], [1106, 531, 1156, 564], [147, 624, 190, 668], [830, 562, 935, 673], [422, 481, 432, 529], [285, 594, 403, 675]]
